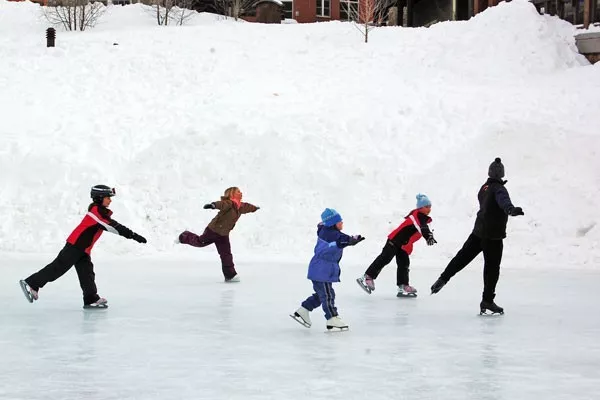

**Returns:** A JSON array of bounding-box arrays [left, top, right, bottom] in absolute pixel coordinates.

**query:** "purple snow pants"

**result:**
[[179, 228, 237, 280]]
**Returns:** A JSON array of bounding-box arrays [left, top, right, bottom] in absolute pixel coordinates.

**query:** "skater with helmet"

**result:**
[[290, 208, 364, 331], [357, 194, 437, 297], [430, 158, 524, 315], [19, 185, 147, 309]]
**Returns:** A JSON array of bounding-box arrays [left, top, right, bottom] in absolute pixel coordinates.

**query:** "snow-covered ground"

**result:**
[[1, 1, 600, 398], [1, 0, 598, 269]]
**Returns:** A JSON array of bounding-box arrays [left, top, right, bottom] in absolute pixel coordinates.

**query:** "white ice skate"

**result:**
[[19, 280, 38, 303], [397, 284, 418, 298], [290, 306, 312, 328], [356, 274, 375, 294], [225, 275, 240, 283], [326, 316, 349, 331], [83, 297, 108, 309]]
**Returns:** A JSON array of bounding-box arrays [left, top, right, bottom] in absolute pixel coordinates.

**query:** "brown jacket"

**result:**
[[207, 197, 258, 236]]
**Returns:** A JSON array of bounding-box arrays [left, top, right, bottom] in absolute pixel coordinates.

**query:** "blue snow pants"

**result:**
[[301, 280, 338, 320]]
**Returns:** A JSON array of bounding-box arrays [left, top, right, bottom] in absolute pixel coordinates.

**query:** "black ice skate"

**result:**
[[430, 278, 446, 295], [480, 300, 504, 315]]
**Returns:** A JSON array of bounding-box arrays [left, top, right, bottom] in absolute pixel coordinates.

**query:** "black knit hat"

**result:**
[[488, 157, 505, 180]]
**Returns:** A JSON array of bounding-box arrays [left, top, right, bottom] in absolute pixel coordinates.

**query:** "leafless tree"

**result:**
[[171, 0, 196, 26], [347, 0, 394, 43], [213, 0, 255, 20], [150, 0, 196, 26], [43, 0, 105, 31]]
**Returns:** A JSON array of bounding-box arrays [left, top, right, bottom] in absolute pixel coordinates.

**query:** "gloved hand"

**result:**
[[203, 203, 215, 210], [510, 207, 524, 216], [131, 233, 147, 244], [350, 235, 365, 245], [426, 236, 437, 246]]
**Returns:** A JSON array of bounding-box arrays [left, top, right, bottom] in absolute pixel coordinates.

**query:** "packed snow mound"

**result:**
[[0, 0, 45, 38], [0, 0, 598, 269], [422, 0, 588, 75]]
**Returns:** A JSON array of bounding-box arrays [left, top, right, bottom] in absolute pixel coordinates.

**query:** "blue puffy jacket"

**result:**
[[307, 224, 354, 283]]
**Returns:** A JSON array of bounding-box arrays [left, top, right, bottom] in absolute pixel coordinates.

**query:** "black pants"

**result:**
[[439, 234, 503, 302], [365, 241, 411, 286], [25, 244, 100, 305]]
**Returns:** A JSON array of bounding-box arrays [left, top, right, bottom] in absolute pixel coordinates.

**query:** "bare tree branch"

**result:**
[[148, 0, 196, 26], [43, 1, 105, 31], [213, 0, 255, 20], [347, 0, 394, 42]]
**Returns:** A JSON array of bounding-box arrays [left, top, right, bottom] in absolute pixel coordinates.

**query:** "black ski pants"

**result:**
[[439, 233, 503, 302], [365, 241, 411, 286], [25, 243, 100, 305]]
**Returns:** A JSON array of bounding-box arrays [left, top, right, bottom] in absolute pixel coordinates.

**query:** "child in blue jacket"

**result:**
[[290, 208, 364, 331]]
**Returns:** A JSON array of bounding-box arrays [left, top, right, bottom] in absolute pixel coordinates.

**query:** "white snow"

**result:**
[[1, 0, 600, 398], [1, 0, 598, 268]]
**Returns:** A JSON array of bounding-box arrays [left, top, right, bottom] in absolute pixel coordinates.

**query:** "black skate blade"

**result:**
[[289, 314, 310, 328], [325, 326, 349, 332], [396, 293, 417, 298], [356, 278, 372, 294], [83, 304, 109, 310], [19, 280, 34, 303]]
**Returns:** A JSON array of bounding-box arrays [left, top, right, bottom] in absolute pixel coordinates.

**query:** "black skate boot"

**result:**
[[480, 300, 504, 315], [430, 278, 447, 295]]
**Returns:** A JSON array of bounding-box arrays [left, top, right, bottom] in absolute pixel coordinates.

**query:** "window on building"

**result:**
[[339, 0, 359, 21], [316, 0, 330, 17], [282, 0, 293, 19]]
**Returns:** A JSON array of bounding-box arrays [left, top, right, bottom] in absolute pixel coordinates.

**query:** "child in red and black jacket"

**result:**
[[19, 185, 147, 309], [357, 194, 437, 297]]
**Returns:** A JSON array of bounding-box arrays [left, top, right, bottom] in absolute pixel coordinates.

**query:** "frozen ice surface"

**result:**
[[1, 259, 598, 400]]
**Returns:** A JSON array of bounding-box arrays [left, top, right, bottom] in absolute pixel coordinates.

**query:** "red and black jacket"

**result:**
[[387, 209, 433, 255], [66, 203, 134, 254]]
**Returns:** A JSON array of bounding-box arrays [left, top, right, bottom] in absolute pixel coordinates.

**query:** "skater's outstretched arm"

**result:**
[[211, 200, 233, 211], [334, 232, 364, 248], [239, 203, 259, 214], [494, 186, 523, 216], [94, 207, 147, 243]]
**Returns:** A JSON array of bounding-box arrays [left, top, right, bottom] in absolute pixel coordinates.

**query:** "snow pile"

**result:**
[[0, 0, 598, 270]]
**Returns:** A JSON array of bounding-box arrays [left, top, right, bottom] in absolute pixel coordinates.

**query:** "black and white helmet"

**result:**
[[91, 185, 116, 203]]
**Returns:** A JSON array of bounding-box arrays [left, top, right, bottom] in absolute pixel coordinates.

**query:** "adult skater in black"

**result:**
[[430, 158, 524, 314]]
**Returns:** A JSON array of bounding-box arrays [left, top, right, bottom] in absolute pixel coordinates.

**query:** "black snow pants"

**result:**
[[25, 243, 100, 305], [439, 234, 503, 302], [365, 241, 411, 286]]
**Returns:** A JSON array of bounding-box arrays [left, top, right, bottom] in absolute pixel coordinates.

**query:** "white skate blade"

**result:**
[[479, 310, 504, 316], [19, 280, 34, 303], [356, 278, 372, 294], [290, 313, 311, 328]]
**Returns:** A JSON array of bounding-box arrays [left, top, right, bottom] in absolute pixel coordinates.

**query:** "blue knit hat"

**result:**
[[416, 193, 431, 209], [321, 208, 342, 227]]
